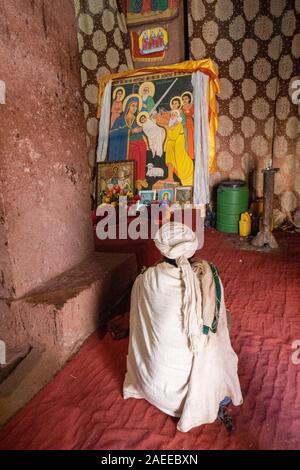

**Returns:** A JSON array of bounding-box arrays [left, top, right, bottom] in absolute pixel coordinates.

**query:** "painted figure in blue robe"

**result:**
[[108, 94, 147, 184], [108, 95, 140, 162]]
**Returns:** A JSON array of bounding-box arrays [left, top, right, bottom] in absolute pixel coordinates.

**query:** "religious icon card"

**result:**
[[175, 186, 193, 205], [158, 188, 173, 203], [138, 189, 157, 206]]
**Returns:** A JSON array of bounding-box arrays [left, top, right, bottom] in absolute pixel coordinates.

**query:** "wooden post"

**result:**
[[251, 168, 279, 249]]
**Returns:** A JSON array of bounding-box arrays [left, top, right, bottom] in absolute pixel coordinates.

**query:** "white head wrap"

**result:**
[[154, 222, 203, 352], [154, 222, 198, 260]]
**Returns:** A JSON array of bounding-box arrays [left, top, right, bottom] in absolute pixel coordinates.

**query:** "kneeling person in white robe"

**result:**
[[123, 222, 243, 432]]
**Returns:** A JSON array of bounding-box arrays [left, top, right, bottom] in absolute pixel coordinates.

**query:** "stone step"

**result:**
[[0, 346, 69, 427], [3, 252, 137, 352], [0, 252, 137, 426], [0, 344, 31, 384]]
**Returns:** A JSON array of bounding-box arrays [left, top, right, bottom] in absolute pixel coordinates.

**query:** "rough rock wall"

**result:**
[[0, 0, 94, 298]]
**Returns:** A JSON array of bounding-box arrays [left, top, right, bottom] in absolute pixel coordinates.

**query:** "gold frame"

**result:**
[[96, 160, 135, 206]]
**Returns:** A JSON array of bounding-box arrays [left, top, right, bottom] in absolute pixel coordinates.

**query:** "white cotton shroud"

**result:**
[[123, 223, 243, 432]]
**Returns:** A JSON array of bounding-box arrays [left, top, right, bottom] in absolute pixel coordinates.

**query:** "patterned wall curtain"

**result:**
[[189, 0, 300, 215], [74, 0, 133, 197]]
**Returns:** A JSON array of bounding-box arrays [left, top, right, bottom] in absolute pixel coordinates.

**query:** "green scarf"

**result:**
[[203, 263, 221, 335]]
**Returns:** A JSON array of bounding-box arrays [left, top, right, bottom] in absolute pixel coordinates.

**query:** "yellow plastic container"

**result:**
[[239, 212, 251, 236]]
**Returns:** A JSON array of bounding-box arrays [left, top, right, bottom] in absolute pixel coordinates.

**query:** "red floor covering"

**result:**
[[1, 229, 300, 450]]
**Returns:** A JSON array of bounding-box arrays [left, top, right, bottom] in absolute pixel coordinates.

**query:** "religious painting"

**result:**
[[158, 188, 173, 204], [126, 1, 179, 26], [131, 27, 168, 62], [175, 186, 193, 205], [97, 59, 220, 206], [107, 72, 194, 191], [96, 161, 135, 206]]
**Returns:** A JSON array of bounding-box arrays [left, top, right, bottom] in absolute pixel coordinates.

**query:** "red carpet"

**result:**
[[1, 229, 300, 450]]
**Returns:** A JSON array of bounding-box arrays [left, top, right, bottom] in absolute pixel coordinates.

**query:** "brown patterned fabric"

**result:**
[[74, 0, 133, 197], [189, 0, 300, 214]]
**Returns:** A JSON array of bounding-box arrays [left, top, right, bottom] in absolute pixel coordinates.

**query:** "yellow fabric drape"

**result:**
[[97, 59, 219, 172]]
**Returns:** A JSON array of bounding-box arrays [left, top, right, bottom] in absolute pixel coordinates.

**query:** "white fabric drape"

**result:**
[[96, 80, 112, 163], [192, 71, 210, 205]]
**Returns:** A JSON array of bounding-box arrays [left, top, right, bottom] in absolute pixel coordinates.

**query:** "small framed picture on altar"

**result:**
[[158, 188, 173, 204], [175, 186, 193, 205], [138, 189, 156, 206], [96, 160, 135, 206]]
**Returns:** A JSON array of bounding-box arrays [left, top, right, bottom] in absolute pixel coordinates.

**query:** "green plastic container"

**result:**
[[216, 180, 249, 233]]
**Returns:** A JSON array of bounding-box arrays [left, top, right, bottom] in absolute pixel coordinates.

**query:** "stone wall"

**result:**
[[0, 0, 94, 298]]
